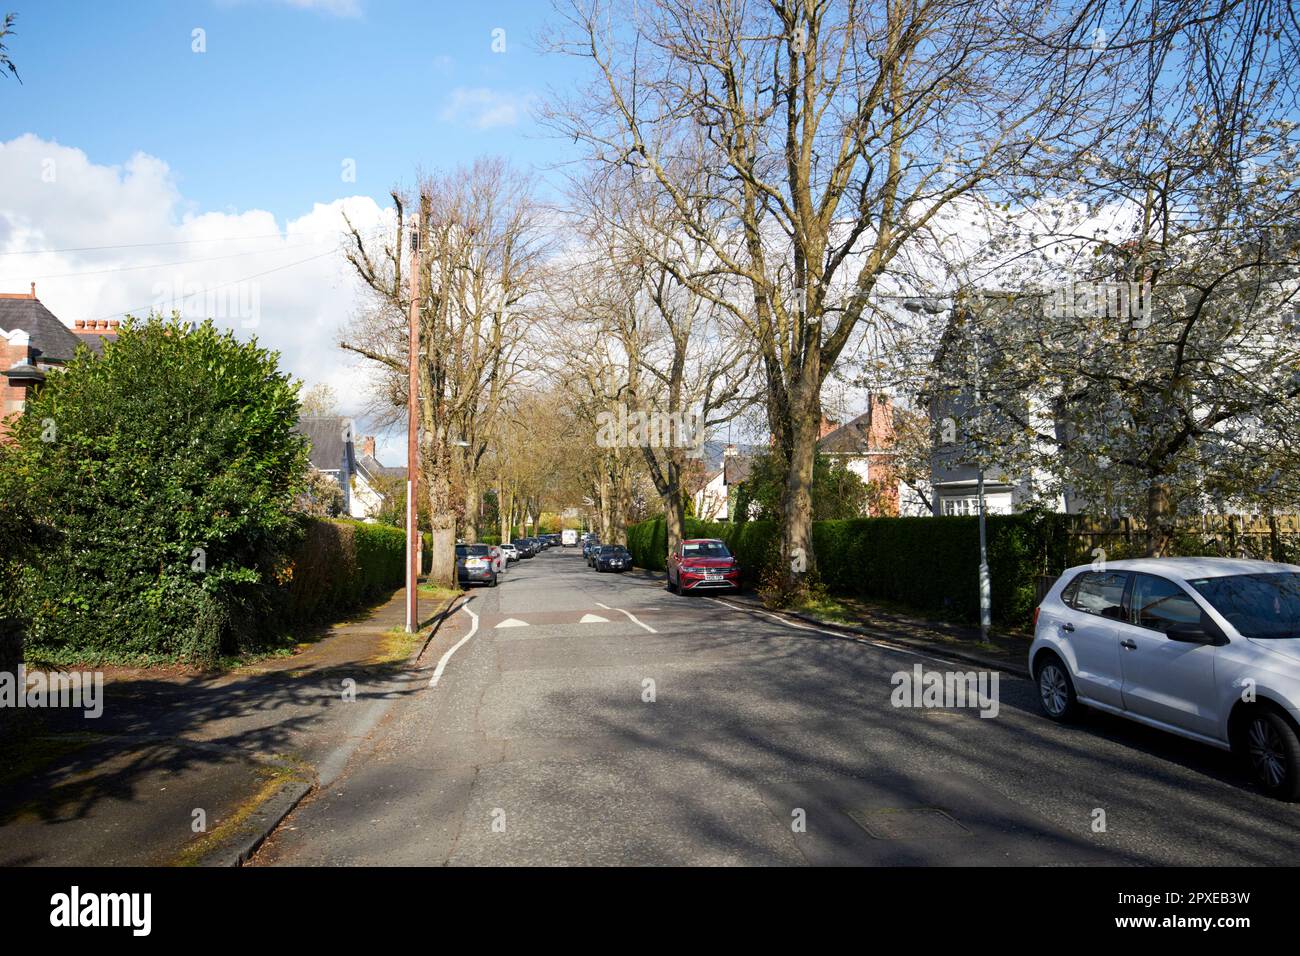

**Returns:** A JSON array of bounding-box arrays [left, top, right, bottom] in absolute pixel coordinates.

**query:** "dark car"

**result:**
[[511, 538, 536, 559], [583, 538, 602, 564], [667, 538, 741, 594], [456, 543, 498, 587], [594, 545, 632, 573]]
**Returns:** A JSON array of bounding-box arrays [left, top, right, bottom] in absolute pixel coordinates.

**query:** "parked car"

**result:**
[[487, 544, 507, 574], [562, 529, 578, 547], [1030, 557, 1300, 800], [455, 543, 498, 588], [511, 538, 536, 558], [583, 537, 602, 565], [594, 545, 632, 573], [667, 538, 741, 594], [500, 543, 519, 563]]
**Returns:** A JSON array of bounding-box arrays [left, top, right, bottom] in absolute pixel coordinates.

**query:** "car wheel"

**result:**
[[666, 572, 677, 594], [1034, 653, 1081, 722], [488, 575, 497, 588], [1241, 709, 1300, 801]]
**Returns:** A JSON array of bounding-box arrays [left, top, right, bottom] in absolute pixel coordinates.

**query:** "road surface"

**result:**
[[252, 547, 1300, 866]]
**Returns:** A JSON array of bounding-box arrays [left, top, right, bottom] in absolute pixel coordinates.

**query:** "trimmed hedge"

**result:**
[[278, 517, 406, 625], [627, 512, 1072, 628]]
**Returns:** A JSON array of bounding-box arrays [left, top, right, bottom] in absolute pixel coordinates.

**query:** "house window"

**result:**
[[941, 497, 978, 516]]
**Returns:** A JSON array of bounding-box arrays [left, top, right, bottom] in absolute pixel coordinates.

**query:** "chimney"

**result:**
[[361, 436, 376, 459], [0, 284, 36, 300], [819, 417, 839, 439]]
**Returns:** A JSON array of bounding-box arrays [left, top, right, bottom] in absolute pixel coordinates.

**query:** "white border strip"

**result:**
[[428, 604, 479, 688], [595, 602, 658, 634]]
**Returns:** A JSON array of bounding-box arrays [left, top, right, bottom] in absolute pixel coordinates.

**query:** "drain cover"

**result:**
[[848, 807, 971, 840]]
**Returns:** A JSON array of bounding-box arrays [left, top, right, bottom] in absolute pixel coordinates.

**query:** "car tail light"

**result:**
[[1032, 606, 1041, 629]]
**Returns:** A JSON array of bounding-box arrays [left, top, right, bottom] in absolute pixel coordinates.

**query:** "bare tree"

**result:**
[[339, 158, 546, 584], [568, 167, 756, 558], [544, 0, 1107, 595]]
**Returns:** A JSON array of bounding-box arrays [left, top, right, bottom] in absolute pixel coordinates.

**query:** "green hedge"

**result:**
[[626, 513, 1071, 628], [16, 516, 408, 666]]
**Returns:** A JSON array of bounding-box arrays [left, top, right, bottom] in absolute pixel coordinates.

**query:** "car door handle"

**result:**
[[1061, 622, 1075, 632], [1120, 639, 1137, 650]]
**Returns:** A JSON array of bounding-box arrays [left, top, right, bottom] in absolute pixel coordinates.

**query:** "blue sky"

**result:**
[[0, 0, 596, 464], [3, 0, 582, 218]]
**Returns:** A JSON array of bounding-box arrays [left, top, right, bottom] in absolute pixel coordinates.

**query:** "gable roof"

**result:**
[[0, 296, 86, 364], [293, 416, 356, 473], [819, 410, 878, 454], [723, 455, 752, 485]]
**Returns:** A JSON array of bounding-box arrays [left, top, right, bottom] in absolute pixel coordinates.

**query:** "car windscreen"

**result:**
[[456, 545, 490, 557], [600, 546, 628, 554], [1188, 572, 1300, 639], [682, 541, 730, 558]]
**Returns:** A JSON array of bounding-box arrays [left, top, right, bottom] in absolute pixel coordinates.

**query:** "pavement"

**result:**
[[0, 586, 458, 866], [249, 547, 1300, 867]]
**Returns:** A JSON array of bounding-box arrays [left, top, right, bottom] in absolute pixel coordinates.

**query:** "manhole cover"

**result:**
[[847, 807, 971, 840]]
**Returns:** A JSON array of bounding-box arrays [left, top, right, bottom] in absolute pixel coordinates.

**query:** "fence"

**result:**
[[1063, 514, 1300, 565]]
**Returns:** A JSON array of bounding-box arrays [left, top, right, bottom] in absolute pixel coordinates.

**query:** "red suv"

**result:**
[[667, 538, 741, 595]]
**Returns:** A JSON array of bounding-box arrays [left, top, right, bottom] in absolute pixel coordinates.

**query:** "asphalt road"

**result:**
[[252, 547, 1300, 866]]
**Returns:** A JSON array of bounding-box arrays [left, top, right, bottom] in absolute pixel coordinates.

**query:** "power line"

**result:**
[[0, 231, 309, 257], [0, 238, 336, 283], [84, 245, 347, 324]]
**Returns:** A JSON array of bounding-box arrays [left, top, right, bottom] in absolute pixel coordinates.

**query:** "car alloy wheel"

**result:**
[[1039, 664, 1069, 717], [1240, 710, 1300, 800], [1247, 716, 1287, 790]]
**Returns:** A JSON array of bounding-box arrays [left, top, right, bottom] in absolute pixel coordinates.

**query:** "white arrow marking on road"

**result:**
[[579, 613, 610, 623], [429, 603, 478, 688], [495, 618, 529, 628]]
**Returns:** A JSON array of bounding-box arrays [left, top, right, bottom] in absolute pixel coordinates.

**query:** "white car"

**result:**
[[1030, 557, 1300, 800], [499, 543, 519, 563]]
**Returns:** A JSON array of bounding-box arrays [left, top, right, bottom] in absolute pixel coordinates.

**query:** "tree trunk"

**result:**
[[665, 474, 686, 568], [781, 386, 819, 595], [499, 485, 512, 543], [1146, 481, 1175, 557], [423, 441, 456, 587], [463, 473, 479, 543]]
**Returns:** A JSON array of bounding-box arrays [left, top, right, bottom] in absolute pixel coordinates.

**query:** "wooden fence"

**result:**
[[1064, 514, 1300, 564]]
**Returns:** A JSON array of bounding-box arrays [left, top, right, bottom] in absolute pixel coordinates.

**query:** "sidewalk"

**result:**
[[628, 566, 1032, 678], [0, 585, 462, 866]]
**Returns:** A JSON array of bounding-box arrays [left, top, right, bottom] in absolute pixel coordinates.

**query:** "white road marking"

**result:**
[[709, 598, 947, 664], [579, 613, 610, 623], [428, 604, 478, 688], [606, 605, 658, 634], [495, 618, 529, 628]]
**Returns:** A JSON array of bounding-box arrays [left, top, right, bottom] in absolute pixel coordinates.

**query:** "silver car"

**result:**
[[1030, 557, 1300, 800]]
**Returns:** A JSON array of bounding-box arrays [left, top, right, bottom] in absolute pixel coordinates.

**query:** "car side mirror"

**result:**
[[1166, 617, 1227, 646]]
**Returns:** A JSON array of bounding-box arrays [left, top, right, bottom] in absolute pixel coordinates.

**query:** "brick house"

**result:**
[[817, 395, 906, 516], [1, 285, 123, 440]]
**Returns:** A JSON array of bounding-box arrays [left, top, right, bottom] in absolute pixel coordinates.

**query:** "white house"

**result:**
[[292, 417, 396, 520]]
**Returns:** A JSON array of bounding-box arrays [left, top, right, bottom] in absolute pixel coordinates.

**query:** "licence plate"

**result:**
[[704, 572, 722, 581]]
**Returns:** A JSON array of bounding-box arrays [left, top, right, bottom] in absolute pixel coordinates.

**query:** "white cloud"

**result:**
[[0, 134, 410, 465], [215, 0, 364, 17], [438, 87, 535, 130]]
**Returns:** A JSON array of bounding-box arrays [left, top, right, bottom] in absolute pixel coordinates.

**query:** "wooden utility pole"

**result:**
[[405, 224, 421, 633]]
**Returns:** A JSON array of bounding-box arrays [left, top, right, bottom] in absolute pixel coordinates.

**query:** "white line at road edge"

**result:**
[[595, 601, 658, 634], [429, 603, 479, 688], [709, 597, 948, 664]]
